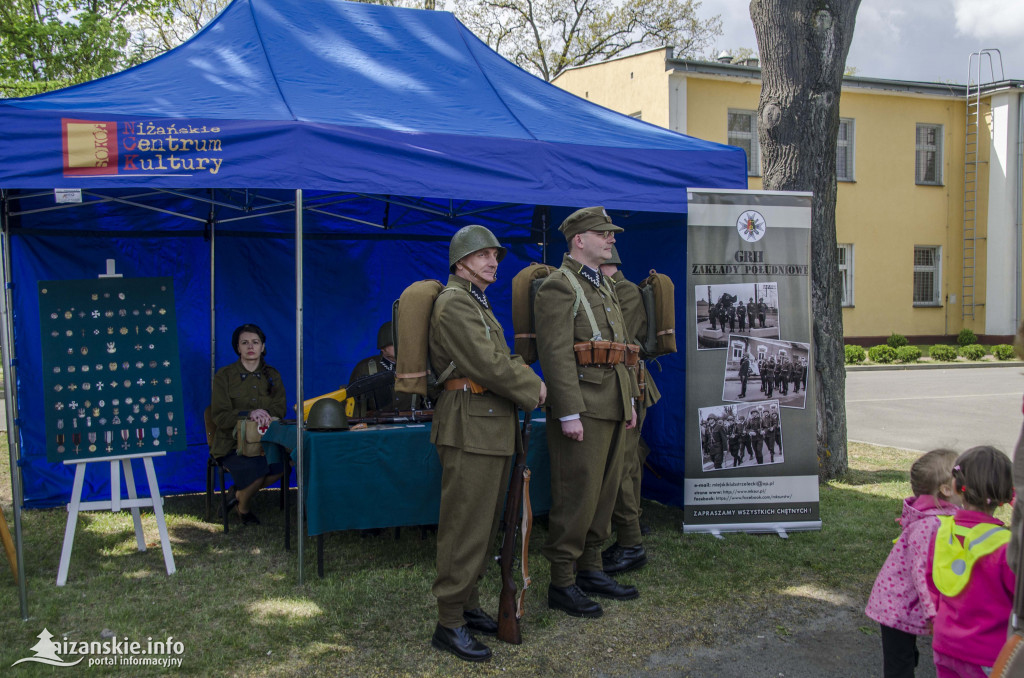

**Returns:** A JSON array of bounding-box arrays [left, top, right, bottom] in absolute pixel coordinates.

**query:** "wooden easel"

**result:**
[[56, 451, 176, 586]]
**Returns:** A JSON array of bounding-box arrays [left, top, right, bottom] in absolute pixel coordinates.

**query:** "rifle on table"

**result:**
[[497, 414, 533, 644], [347, 409, 434, 426]]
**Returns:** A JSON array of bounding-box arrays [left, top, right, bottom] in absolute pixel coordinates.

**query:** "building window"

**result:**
[[728, 110, 759, 176], [915, 124, 943, 185], [837, 119, 854, 181], [913, 246, 942, 306], [837, 244, 854, 306]]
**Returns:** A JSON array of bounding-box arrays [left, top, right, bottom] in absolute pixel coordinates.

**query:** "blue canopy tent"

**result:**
[[0, 0, 745, 601]]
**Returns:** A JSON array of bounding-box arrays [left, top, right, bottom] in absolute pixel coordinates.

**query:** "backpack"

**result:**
[[511, 263, 558, 364], [393, 279, 445, 397], [931, 515, 1011, 597], [638, 270, 676, 356]]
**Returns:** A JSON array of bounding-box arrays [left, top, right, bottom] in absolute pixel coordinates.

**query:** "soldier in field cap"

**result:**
[[535, 206, 640, 619]]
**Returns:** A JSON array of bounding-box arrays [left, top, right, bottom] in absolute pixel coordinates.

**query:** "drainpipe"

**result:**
[[1016, 90, 1023, 329]]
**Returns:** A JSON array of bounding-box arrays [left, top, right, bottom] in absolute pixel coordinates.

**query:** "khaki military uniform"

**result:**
[[608, 271, 661, 548], [429, 275, 542, 628], [347, 355, 417, 416], [210, 358, 286, 459], [536, 254, 637, 586]]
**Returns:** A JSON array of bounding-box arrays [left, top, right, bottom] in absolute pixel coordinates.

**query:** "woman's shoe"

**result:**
[[239, 509, 260, 525]]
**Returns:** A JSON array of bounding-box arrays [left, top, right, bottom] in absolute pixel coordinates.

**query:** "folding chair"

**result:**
[[203, 406, 233, 533]]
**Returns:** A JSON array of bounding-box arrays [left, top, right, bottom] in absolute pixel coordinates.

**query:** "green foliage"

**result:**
[[929, 344, 958, 361], [886, 333, 908, 349], [844, 344, 866, 364], [895, 346, 921, 363], [958, 343, 986, 361], [992, 344, 1016, 361], [867, 345, 896, 364], [956, 328, 978, 347]]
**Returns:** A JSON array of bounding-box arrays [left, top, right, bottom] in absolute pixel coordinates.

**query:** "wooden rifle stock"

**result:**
[[497, 414, 531, 644]]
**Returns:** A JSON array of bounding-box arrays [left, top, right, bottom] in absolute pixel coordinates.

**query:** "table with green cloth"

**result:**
[[261, 417, 551, 537]]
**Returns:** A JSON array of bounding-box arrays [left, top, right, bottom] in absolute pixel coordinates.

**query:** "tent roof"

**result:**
[[0, 0, 745, 210]]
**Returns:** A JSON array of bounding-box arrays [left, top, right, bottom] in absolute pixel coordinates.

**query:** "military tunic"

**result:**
[[535, 254, 637, 585], [210, 358, 286, 459], [347, 355, 416, 416], [608, 270, 661, 548], [428, 275, 542, 628]]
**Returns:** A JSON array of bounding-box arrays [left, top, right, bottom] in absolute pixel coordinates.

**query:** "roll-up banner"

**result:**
[[684, 189, 820, 535]]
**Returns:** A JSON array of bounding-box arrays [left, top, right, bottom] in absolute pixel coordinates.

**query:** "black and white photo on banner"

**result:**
[[696, 401, 785, 472], [721, 335, 810, 409], [694, 282, 779, 350]]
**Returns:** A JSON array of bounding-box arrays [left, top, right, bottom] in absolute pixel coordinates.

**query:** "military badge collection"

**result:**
[[39, 276, 186, 463]]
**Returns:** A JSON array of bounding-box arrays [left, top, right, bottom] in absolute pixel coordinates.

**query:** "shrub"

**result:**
[[992, 344, 1016, 361], [958, 344, 986, 361], [929, 344, 958, 362], [886, 332, 909, 349], [845, 345, 866, 364], [957, 328, 977, 346], [868, 345, 897, 364], [895, 346, 922, 363]]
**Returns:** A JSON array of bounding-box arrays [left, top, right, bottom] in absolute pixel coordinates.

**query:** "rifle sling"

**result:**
[[517, 467, 533, 620]]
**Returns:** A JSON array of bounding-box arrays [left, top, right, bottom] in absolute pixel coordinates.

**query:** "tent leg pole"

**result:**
[[295, 189, 305, 586], [1, 193, 29, 620], [209, 193, 217, 395]]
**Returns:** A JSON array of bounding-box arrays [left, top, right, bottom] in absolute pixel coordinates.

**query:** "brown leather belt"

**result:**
[[573, 340, 641, 367], [444, 377, 488, 394]]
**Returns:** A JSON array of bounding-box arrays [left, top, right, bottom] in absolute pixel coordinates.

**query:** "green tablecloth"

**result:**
[[262, 418, 550, 536]]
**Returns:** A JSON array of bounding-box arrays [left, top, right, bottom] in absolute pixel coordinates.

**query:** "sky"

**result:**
[[705, 0, 1024, 83]]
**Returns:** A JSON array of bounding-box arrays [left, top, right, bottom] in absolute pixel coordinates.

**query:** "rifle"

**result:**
[[497, 414, 532, 644], [347, 409, 434, 426]]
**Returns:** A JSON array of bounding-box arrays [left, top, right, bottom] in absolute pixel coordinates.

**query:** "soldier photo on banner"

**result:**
[[721, 335, 810, 409], [694, 282, 779, 349], [697, 402, 785, 472]]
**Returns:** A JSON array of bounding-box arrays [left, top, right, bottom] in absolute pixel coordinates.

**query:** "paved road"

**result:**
[[845, 366, 1024, 453]]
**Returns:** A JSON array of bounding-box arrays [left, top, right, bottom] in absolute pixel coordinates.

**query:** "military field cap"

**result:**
[[559, 206, 624, 241]]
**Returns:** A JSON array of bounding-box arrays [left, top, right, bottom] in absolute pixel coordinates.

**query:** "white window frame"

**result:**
[[913, 245, 942, 306], [915, 123, 943, 185], [837, 243, 854, 307], [728, 109, 760, 176], [836, 118, 855, 181]]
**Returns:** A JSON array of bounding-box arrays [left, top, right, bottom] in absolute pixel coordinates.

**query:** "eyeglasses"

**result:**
[[585, 230, 616, 241]]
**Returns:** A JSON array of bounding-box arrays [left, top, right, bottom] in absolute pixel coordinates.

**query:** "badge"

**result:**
[[736, 210, 767, 243]]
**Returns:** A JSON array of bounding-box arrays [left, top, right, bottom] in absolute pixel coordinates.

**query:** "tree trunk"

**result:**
[[749, 0, 860, 481]]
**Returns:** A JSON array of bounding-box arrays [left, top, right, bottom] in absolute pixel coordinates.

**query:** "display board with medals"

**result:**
[[38, 276, 186, 463]]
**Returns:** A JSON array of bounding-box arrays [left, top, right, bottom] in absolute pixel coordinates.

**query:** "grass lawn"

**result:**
[[0, 437, 1011, 676]]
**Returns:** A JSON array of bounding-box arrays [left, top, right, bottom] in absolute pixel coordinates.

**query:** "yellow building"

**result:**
[[553, 47, 1024, 343]]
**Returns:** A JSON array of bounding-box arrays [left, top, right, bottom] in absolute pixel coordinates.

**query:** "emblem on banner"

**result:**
[[62, 119, 118, 177], [736, 210, 766, 242]]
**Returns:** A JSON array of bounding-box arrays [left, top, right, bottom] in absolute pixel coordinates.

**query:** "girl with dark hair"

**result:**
[[210, 324, 286, 525], [927, 446, 1015, 677]]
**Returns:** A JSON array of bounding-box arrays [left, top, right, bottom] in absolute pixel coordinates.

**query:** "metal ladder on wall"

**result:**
[[963, 49, 1003, 321]]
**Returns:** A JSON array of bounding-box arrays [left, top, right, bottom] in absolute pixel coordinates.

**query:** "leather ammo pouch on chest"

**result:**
[[573, 340, 640, 367], [233, 420, 265, 457]]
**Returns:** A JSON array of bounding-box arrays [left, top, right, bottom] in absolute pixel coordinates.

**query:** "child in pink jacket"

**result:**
[[866, 448, 959, 677]]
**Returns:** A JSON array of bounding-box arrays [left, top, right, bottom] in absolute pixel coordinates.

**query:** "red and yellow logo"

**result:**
[[62, 119, 118, 176]]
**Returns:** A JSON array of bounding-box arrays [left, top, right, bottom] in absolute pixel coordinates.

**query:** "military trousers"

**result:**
[[610, 406, 649, 548], [543, 415, 627, 586], [432, 444, 512, 628]]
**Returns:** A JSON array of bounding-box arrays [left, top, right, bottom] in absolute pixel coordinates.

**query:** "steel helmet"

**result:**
[[448, 225, 507, 273], [305, 398, 349, 431], [377, 321, 394, 350], [606, 245, 622, 266]]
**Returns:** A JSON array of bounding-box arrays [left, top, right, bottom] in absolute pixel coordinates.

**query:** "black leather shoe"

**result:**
[[463, 608, 498, 636], [430, 623, 491, 662], [602, 544, 648, 575], [548, 584, 603, 618], [576, 569, 639, 600], [239, 509, 260, 525]]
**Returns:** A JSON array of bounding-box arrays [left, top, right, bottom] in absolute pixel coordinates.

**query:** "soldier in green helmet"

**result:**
[[535, 207, 640, 619], [347, 321, 420, 416], [598, 244, 661, 575], [428, 224, 546, 662]]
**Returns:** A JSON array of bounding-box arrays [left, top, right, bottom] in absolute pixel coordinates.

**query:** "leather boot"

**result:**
[[548, 584, 603, 618], [602, 544, 648, 574], [430, 623, 491, 662], [463, 608, 498, 636], [576, 569, 639, 600]]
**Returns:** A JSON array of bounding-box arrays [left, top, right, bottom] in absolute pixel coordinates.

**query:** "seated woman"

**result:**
[[210, 323, 286, 525]]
